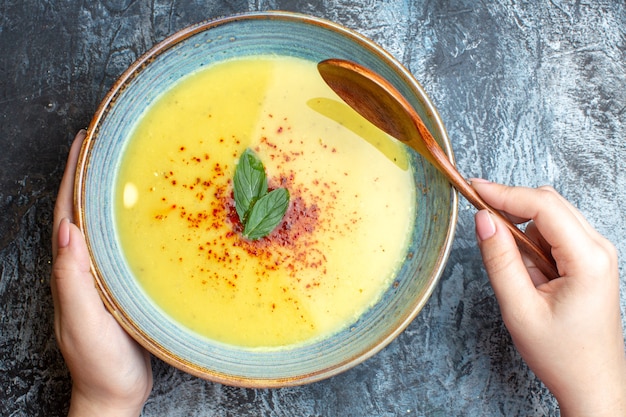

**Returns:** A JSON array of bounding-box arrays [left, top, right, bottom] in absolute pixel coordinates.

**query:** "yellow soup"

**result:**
[[115, 56, 416, 348]]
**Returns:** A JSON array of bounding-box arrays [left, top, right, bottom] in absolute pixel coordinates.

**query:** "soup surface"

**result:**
[[115, 55, 416, 348]]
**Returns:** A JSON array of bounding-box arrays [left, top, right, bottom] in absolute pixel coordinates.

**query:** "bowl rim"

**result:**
[[74, 10, 459, 388]]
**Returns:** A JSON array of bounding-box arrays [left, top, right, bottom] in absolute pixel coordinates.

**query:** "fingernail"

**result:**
[[58, 218, 71, 248], [475, 210, 496, 241], [469, 177, 491, 185]]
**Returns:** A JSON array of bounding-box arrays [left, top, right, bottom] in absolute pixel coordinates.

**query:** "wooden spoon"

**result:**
[[318, 58, 559, 280]]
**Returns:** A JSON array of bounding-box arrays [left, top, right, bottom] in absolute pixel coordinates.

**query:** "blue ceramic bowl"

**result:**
[[76, 11, 458, 387]]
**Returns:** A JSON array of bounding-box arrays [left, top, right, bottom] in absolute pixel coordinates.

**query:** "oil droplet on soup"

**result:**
[[115, 55, 416, 348]]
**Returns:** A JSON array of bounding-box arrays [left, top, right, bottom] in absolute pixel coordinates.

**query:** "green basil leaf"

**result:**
[[243, 188, 290, 240], [233, 148, 267, 224]]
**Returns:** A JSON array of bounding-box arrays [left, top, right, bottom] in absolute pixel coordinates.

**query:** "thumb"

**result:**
[[52, 218, 105, 338], [475, 210, 538, 322]]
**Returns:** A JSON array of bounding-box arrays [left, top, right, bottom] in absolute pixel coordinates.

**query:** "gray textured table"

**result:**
[[1, 1, 625, 416]]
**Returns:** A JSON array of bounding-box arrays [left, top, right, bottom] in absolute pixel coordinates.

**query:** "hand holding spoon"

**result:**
[[317, 58, 559, 280]]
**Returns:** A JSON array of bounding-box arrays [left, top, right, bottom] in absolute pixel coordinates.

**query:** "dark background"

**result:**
[[1, 1, 625, 416]]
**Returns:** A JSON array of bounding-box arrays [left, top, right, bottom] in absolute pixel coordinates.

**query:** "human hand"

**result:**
[[472, 180, 626, 417], [51, 130, 153, 417]]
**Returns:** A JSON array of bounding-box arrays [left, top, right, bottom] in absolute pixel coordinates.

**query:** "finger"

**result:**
[[470, 179, 531, 224], [471, 181, 597, 262], [536, 185, 597, 235], [475, 209, 541, 321], [53, 130, 86, 261], [54, 130, 86, 222], [52, 218, 103, 341]]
